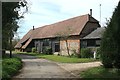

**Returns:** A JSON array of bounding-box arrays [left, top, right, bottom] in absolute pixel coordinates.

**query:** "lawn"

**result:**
[[2, 54, 22, 79], [15, 52, 98, 63], [38, 55, 97, 63], [80, 66, 120, 79]]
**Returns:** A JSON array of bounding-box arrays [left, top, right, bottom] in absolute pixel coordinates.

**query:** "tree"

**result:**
[[2, 1, 28, 57], [56, 26, 73, 57], [12, 38, 20, 50], [100, 1, 120, 68]]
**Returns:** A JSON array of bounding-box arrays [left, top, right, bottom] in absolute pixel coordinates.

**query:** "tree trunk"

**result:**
[[10, 33, 12, 58], [65, 39, 70, 57]]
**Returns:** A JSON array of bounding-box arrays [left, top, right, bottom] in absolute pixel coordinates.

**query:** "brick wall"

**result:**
[[60, 36, 80, 56]]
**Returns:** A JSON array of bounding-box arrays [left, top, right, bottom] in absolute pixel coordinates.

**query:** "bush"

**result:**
[[70, 53, 78, 58], [96, 48, 100, 59], [2, 71, 10, 79], [80, 48, 93, 58], [71, 49, 80, 58], [100, 48, 114, 68], [32, 47, 36, 53], [100, 1, 120, 69], [100, 32, 115, 68], [43, 47, 52, 55], [2, 58, 22, 79]]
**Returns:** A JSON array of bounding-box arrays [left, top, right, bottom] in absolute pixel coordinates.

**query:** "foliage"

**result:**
[[2, 57, 22, 79], [80, 66, 120, 79], [71, 49, 79, 58], [96, 48, 100, 59], [70, 53, 79, 58], [2, 1, 28, 50], [12, 38, 20, 50], [32, 47, 36, 53], [43, 47, 52, 55], [100, 1, 120, 68], [2, 54, 10, 58], [56, 26, 73, 57], [80, 48, 93, 58]]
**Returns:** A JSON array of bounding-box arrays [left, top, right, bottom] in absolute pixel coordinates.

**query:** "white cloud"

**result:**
[[17, 0, 120, 38]]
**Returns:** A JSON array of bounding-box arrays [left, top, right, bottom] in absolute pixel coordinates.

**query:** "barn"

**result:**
[[15, 14, 103, 55]]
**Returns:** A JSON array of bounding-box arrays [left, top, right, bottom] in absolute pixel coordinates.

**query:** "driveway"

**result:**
[[12, 53, 101, 79], [12, 53, 78, 79], [57, 61, 102, 76]]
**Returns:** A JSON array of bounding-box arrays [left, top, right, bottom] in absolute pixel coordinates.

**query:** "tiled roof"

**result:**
[[15, 14, 99, 49], [14, 29, 33, 48], [82, 27, 105, 39]]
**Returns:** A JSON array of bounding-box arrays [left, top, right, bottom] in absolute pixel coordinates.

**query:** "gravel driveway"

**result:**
[[12, 53, 101, 79]]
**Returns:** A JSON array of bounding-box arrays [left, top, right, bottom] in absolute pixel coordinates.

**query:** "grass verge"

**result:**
[[15, 52, 98, 63], [2, 54, 22, 79], [80, 66, 120, 79], [38, 55, 97, 63]]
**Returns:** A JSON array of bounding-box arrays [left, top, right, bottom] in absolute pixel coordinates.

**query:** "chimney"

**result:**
[[90, 9, 92, 16], [33, 26, 35, 30]]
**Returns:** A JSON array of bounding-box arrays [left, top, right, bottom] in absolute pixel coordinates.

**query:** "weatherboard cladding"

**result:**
[[15, 14, 99, 49]]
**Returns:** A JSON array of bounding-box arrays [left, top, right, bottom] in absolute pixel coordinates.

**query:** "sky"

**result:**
[[16, 0, 120, 39]]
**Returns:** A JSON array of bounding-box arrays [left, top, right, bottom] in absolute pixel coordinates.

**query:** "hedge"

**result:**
[[80, 48, 93, 58]]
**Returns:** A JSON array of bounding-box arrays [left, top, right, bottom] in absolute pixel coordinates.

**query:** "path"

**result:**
[[12, 53, 101, 79], [12, 53, 78, 79]]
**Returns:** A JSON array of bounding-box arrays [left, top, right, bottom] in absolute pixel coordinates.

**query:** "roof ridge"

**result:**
[[34, 14, 89, 29]]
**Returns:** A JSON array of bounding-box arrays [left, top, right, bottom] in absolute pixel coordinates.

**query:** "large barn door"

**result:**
[[55, 42, 60, 52]]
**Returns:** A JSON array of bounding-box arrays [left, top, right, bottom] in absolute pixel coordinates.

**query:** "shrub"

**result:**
[[70, 53, 78, 58], [71, 49, 80, 58], [32, 47, 36, 53], [2, 58, 22, 79], [100, 31, 115, 68], [43, 47, 52, 55], [46, 47, 52, 55], [100, 1, 120, 69], [80, 48, 93, 58], [96, 48, 100, 59], [2, 71, 10, 79]]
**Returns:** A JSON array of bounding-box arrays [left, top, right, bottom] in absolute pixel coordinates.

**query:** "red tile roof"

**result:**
[[15, 14, 99, 49]]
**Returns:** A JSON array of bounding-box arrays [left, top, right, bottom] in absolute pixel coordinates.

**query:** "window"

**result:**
[[96, 40, 101, 46], [87, 40, 95, 47], [81, 41, 87, 48]]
